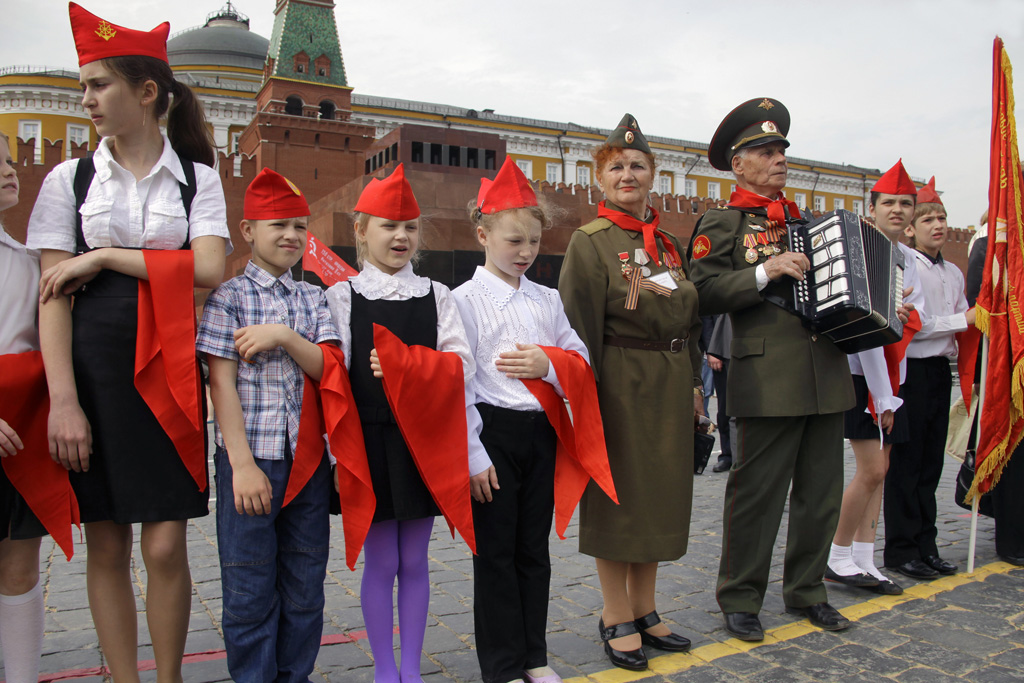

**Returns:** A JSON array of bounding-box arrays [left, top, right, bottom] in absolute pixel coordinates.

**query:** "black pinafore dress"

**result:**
[[69, 196, 208, 524], [349, 287, 441, 522]]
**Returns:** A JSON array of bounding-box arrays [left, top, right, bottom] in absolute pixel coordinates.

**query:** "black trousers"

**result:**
[[884, 357, 951, 566], [473, 404, 556, 683], [712, 360, 731, 458], [993, 443, 1024, 558]]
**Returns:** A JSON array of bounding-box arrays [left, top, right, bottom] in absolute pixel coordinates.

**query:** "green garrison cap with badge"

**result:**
[[708, 98, 790, 171], [606, 113, 652, 154]]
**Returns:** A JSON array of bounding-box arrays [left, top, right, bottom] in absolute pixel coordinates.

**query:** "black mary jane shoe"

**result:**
[[824, 565, 880, 588], [868, 578, 904, 595], [598, 618, 648, 671], [634, 610, 691, 652]]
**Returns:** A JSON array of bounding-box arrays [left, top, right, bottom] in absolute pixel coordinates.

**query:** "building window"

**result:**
[[516, 159, 532, 178], [411, 141, 424, 164], [684, 178, 696, 197], [833, 198, 844, 211], [429, 143, 442, 165], [485, 150, 496, 170], [467, 148, 479, 168], [391, 142, 398, 164], [319, 100, 335, 120], [730, 184, 737, 195], [707, 182, 720, 200], [66, 123, 88, 159], [314, 55, 331, 78], [852, 199, 863, 215], [19, 121, 42, 164], [546, 163, 560, 184], [814, 195, 825, 212], [293, 52, 309, 75], [659, 175, 672, 195], [795, 193, 807, 209], [230, 131, 241, 155], [448, 145, 461, 167], [577, 165, 590, 187], [284, 96, 303, 117]]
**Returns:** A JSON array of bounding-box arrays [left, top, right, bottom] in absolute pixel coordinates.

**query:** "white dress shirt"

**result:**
[[26, 134, 231, 253], [906, 249, 968, 359], [0, 227, 40, 355], [455, 266, 589, 475]]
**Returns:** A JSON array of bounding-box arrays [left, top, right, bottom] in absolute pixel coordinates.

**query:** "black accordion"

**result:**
[[765, 209, 905, 354]]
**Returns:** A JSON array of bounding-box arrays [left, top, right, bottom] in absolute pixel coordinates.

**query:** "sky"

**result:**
[[5, 0, 1024, 230]]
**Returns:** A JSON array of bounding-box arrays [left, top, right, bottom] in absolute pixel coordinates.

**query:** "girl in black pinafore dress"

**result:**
[[325, 164, 475, 683], [26, 5, 231, 680]]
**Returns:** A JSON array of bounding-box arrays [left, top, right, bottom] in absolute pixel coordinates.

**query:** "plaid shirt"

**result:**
[[197, 261, 340, 460]]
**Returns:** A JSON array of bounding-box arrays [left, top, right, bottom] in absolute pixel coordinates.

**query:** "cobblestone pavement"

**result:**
[[27, 398, 1024, 682]]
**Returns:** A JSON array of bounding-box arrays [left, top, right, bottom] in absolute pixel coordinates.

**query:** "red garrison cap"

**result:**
[[354, 164, 420, 221], [69, 2, 169, 67], [477, 157, 538, 214], [244, 168, 310, 220], [872, 159, 918, 196], [916, 176, 942, 205]]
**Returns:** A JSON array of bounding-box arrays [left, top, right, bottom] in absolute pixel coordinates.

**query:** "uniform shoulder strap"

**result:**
[[177, 152, 197, 220], [579, 217, 614, 236], [73, 154, 96, 255]]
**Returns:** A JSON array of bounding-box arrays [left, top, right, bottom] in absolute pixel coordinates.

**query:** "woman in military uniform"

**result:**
[[558, 114, 703, 672]]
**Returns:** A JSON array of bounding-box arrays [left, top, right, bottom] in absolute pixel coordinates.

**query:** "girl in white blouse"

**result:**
[[325, 164, 474, 683], [454, 158, 589, 683], [26, 5, 230, 681]]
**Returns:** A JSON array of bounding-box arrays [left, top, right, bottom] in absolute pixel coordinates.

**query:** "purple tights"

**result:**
[[361, 517, 434, 683]]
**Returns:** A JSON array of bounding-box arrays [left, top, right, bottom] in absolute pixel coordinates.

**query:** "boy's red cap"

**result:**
[[244, 168, 310, 220], [872, 159, 918, 196], [69, 2, 169, 67], [917, 176, 942, 205], [354, 164, 420, 221], [477, 156, 538, 214]]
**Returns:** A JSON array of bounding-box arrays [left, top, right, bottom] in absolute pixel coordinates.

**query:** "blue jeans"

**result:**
[[215, 446, 330, 683]]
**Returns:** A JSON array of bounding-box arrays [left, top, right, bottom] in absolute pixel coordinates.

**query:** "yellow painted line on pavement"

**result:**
[[563, 560, 1021, 682]]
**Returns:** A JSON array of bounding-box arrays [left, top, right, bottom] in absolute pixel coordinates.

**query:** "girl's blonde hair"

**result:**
[[352, 212, 424, 268], [466, 197, 560, 239]]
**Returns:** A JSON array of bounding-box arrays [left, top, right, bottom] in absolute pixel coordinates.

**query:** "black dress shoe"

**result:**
[[712, 457, 732, 473], [998, 553, 1024, 566], [824, 565, 880, 587], [634, 610, 690, 652], [598, 618, 647, 671], [889, 559, 939, 580], [923, 555, 958, 575], [723, 612, 763, 641], [785, 602, 850, 631], [868, 578, 904, 595]]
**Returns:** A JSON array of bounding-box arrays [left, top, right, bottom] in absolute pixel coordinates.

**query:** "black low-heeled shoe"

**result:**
[[634, 610, 691, 652], [598, 618, 648, 671]]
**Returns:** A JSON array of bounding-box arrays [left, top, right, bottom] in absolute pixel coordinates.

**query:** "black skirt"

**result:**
[[0, 469, 46, 541], [844, 374, 910, 445], [70, 271, 208, 524]]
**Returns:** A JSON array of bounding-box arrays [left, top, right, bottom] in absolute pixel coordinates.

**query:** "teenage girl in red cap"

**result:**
[[325, 164, 476, 683], [27, 4, 230, 680]]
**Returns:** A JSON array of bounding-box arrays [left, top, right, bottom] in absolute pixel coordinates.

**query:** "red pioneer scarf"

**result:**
[[373, 324, 476, 553], [0, 351, 80, 560], [728, 186, 801, 224], [521, 348, 617, 539], [597, 201, 680, 268], [135, 250, 206, 491]]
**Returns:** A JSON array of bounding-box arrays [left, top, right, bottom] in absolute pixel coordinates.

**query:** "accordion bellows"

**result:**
[[768, 210, 905, 353]]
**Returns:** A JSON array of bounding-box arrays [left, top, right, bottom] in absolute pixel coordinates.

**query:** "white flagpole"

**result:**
[[968, 335, 989, 573]]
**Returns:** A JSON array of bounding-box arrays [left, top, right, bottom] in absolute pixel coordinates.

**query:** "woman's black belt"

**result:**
[[604, 335, 688, 352]]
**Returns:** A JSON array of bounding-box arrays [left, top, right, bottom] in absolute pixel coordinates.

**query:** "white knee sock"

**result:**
[[827, 543, 863, 576], [852, 541, 887, 582], [0, 581, 44, 683]]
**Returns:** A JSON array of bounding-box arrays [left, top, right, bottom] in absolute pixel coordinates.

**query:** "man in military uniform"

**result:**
[[688, 98, 855, 641]]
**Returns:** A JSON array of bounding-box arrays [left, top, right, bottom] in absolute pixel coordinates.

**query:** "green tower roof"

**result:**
[[267, 0, 348, 88]]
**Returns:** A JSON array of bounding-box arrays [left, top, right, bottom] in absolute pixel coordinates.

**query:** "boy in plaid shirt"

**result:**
[[196, 168, 339, 682]]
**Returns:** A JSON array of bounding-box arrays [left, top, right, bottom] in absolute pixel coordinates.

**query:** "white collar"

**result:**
[[471, 265, 542, 310], [93, 134, 186, 185], [350, 260, 431, 299], [0, 227, 37, 255]]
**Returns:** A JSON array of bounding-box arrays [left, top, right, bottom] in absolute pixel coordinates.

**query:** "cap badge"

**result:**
[[761, 121, 779, 134], [284, 177, 302, 196], [624, 131, 635, 144], [95, 20, 117, 41], [758, 98, 774, 111]]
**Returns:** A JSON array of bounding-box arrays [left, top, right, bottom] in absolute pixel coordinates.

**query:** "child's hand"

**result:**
[[879, 409, 894, 434], [369, 349, 383, 378], [235, 324, 291, 361], [471, 466, 499, 503], [39, 252, 102, 302], [48, 400, 93, 472], [495, 344, 550, 380], [0, 418, 24, 457], [233, 459, 273, 515]]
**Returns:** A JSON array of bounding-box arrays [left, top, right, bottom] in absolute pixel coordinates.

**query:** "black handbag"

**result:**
[[694, 431, 715, 475], [954, 449, 994, 517]]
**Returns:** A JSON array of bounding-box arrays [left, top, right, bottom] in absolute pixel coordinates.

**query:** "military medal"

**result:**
[[633, 248, 652, 277], [618, 251, 632, 278], [745, 248, 758, 264]]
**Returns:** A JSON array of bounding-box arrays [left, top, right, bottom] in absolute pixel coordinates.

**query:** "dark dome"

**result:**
[[167, 3, 268, 71]]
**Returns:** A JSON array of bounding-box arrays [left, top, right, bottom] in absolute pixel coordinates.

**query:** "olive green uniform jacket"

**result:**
[[688, 205, 854, 613], [559, 216, 701, 563]]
